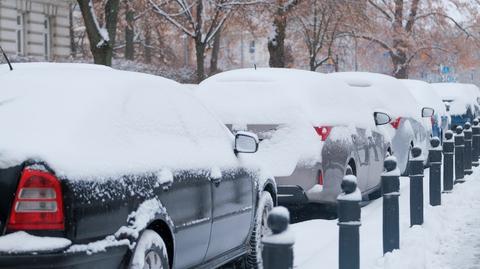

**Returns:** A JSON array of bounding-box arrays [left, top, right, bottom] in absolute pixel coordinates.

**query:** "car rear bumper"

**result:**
[[0, 244, 129, 269], [277, 185, 309, 204]]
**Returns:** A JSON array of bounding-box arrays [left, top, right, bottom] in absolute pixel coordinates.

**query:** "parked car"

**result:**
[[328, 72, 434, 175], [431, 83, 479, 130], [401, 79, 449, 142], [197, 68, 392, 206], [0, 63, 277, 269]]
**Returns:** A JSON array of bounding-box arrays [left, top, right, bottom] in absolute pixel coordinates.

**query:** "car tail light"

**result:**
[[314, 126, 332, 141], [390, 117, 402, 129], [7, 169, 64, 231], [318, 170, 324, 185]]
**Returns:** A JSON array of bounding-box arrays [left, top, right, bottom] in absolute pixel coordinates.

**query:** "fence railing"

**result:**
[[261, 118, 480, 269]]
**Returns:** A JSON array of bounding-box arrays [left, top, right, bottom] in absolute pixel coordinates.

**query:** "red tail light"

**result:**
[[7, 168, 64, 231], [318, 170, 324, 185], [314, 126, 332, 141], [390, 117, 402, 129]]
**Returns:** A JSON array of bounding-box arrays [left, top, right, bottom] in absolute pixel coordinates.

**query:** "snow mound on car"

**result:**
[[0, 63, 239, 179], [431, 83, 478, 115], [400, 80, 448, 119], [197, 68, 376, 129], [0, 231, 72, 254], [328, 72, 421, 120]]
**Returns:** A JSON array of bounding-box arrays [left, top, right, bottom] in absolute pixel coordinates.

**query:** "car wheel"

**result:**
[[130, 229, 169, 269], [246, 191, 274, 269]]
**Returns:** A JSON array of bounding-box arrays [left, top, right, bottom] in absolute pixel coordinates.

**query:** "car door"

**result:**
[[204, 168, 255, 261], [159, 172, 213, 269], [351, 127, 370, 191], [367, 129, 385, 189]]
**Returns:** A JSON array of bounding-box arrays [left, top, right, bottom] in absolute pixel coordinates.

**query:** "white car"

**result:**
[[431, 83, 479, 129], [197, 68, 392, 205], [328, 72, 434, 175], [401, 79, 449, 142]]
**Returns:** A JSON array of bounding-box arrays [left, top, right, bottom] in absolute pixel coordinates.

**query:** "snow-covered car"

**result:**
[[431, 83, 480, 130], [197, 68, 392, 206], [328, 72, 433, 175], [401, 79, 449, 142], [0, 63, 277, 269]]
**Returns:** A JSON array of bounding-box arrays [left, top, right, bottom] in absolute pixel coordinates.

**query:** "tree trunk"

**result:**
[[391, 37, 409, 79], [392, 59, 408, 78], [125, 0, 134, 60], [92, 47, 112, 65], [309, 57, 316, 71], [210, 29, 222, 75], [144, 25, 152, 64], [77, 0, 119, 66], [69, 3, 76, 57], [268, 9, 287, 67], [195, 40, 206, 83]]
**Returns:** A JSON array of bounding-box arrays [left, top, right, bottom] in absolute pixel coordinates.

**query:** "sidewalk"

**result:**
[[292, 166, 480, 269]]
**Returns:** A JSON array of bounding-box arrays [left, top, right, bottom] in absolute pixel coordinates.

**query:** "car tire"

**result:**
[[129, 229, 169, 269], [245, 191, 274, 269]]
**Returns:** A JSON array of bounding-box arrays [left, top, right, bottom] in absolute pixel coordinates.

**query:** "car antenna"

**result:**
[[0, 45, 13, 71]]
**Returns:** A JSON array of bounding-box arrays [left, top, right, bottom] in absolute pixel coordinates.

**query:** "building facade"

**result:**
[[0, 0, 70, 60]]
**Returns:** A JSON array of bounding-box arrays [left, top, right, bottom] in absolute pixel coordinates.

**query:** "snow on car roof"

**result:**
[[400, 79, 448, 117], [197, 68, 376, 129], [328, 72, 421, 120], [0, 63, 239, 179], [431, 83, 477, 115]]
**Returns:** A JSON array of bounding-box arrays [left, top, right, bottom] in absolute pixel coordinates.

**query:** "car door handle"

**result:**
[[212, 177, 222, 187]]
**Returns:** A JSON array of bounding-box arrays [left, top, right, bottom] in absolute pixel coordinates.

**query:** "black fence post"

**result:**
[[472, 118, 480, 167], [443, 131, 455, 193], [261, 206, 294, 269], [429, 137, 442, 206], [455, 126, 465, 183], [409, 147, 424, 226], [382, 156, 400, 254], [338, 174, 361, 269], [464, 122, 473, 175]]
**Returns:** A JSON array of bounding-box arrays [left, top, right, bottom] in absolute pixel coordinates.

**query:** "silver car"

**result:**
[[197, 68, 392, 205], [329, 72, 434, 175]]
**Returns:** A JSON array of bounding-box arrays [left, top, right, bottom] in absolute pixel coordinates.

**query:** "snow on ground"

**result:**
[[292, 166, 480, 269]]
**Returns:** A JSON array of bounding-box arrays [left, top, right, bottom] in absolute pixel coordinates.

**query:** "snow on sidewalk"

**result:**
[[292, 166, 480, 269]]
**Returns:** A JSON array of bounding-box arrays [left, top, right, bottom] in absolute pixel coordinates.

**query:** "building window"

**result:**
[[44, 17, 51, 60], [16, 14, 25, 55]]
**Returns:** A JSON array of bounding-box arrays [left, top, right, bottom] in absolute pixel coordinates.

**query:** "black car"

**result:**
[[0, 63, 277, 269]]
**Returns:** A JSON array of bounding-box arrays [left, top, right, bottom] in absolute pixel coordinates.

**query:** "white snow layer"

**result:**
[[328, 72, 422, 120], [67, 198, 170, 254], [292, 166, 480, 269], [0, 63, 241, 179], [197, 68, 377, 129], [400, 79, 448, 119], [431, 82, 480, 115], [115, 198, 170, 240], [0, 231, 72, 254]]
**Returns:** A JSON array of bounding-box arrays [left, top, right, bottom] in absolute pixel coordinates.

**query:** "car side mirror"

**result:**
[[422, 107, 434, 118], [374, 112, 391, 126], [234, 131, 259, 154]]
